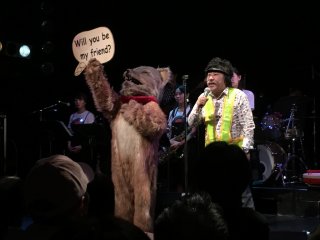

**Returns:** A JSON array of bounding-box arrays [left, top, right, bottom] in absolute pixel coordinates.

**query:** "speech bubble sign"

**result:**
[[72, 26, 115, 76]]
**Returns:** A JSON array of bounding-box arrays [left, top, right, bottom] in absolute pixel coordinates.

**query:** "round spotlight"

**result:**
[[19, 45, 31, 58]]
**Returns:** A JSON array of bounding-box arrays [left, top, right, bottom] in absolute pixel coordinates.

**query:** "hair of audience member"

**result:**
[[24, 154, 93, 222], [193, 141, 252, 208], [154, 192, 229, 240], [50, 215, 151, 240]]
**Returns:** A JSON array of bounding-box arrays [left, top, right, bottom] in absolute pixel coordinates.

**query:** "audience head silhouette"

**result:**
[[24, 154, 93, 222], [0, 176, 24, 239], [194, 141, 252, 208], [154, 192, 229, 240], [49, 215, 151, 240]]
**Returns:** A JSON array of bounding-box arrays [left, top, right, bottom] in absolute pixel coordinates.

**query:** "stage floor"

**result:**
[[266, 214, 318, 238], [252, 181, 320, 240], [156, 181, 320, 240]]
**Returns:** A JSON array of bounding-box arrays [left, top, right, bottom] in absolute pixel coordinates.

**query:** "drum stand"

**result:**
[[282, 104, 308, 184]]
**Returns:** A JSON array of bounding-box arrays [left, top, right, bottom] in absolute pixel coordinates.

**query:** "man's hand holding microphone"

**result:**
[[196, 87, 211, 111]]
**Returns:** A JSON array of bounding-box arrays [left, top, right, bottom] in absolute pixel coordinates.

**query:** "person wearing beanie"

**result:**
[[188, 57, 255, 151], [187, 57, 256, 208]]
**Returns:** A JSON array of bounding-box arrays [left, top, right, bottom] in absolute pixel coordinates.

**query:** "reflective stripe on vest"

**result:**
[[203, 88, 243, 147]]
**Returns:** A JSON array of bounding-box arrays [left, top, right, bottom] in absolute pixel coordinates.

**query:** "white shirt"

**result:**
[[243, 89, 255, 111], [68, 110, 95, 129]]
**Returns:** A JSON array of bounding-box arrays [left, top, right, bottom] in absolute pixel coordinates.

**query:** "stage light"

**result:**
[[41, 20, 54, 34], [41, 41, 54, 55], [40, 0, 54, 16], [39, 1, 55, 76], [41, 62, 55, 75], [19, 44, 31, 58], [5, 42, 18, 57], [4, 41, 32, 59], [0, 41, 3, 53]]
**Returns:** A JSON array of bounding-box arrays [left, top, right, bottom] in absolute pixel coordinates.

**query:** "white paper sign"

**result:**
[[72, 26, 115, 76]]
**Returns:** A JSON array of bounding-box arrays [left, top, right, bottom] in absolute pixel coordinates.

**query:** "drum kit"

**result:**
[[254, 104, 308, 186]]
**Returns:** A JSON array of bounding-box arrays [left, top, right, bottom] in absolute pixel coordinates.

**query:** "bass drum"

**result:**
[[256, 142, 287, 182]]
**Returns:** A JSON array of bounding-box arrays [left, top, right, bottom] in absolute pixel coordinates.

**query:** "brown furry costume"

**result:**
[[84, 59, 171, 232]]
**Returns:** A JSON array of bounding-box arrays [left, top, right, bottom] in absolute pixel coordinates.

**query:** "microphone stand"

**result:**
[[0, 114, 7, 176], [311, 64, 318, 168], [32, 102, 60, 122], [182, 75, 189, 193], [31, 102, 60, 158]]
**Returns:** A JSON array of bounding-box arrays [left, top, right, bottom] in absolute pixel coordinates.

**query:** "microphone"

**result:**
[[203, 87, 211, 97], [58, 100, 71, 107], [197, 88, 211, 112], [182, 75, 189, 81]]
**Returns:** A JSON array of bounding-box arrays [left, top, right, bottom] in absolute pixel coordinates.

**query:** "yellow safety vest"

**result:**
[[203, 88, 243, 147]]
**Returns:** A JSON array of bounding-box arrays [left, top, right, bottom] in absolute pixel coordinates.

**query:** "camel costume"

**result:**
[[84, 59, 171, 233]]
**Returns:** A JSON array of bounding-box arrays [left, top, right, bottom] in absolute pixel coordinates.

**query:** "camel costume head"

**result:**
[[84, 59, 171, 234]]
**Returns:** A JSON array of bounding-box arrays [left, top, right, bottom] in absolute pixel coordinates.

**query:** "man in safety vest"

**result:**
[[188, 57, 256, 208]]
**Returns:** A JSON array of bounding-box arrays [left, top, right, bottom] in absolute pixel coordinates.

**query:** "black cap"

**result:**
[[205, 57, 233, 77]]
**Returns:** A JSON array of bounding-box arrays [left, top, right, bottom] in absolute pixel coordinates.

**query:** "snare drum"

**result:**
[[256, 142, 287, 182]]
